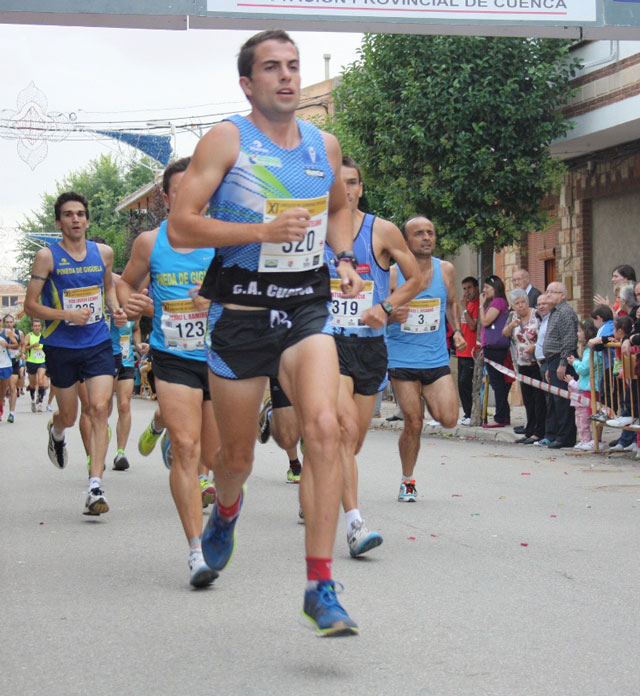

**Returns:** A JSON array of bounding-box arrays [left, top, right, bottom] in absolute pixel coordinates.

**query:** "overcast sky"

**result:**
[[0, 23, 363, 273]]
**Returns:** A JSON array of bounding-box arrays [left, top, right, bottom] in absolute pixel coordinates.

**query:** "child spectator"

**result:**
[[567, 319, 599, 450]]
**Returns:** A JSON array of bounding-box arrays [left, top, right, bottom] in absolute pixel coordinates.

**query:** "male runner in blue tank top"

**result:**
[[23, 192, 127, 515], [326, 156, 420, 556], [118, 157, 220, 588], [169, 30, 364, 636], [387, 216, 467, 502]]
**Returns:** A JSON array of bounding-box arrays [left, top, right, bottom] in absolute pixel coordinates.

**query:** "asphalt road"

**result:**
[[1, 394, 639, 696]]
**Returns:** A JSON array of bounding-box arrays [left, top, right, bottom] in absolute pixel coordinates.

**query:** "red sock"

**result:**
[[217, 494, 241, 520], [306, 556, 332, 582]]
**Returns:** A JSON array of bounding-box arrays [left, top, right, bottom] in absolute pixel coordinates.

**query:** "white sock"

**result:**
[[51, 425, 65, 441], [89, 477, 101, 492], [345, 508, 361, 533]]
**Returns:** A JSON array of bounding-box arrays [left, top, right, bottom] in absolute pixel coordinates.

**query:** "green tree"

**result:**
[[16, 154, 156, 278], [330, 35, 581, 269]]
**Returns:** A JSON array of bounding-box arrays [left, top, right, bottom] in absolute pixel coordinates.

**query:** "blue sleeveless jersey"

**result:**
[[207, 115, 334, 309], [41, 240, 110, 348], [325, 213, 389, 338], [149, 221, 215, 362], [110, 318, 135, 367], [387, 258, 449, 369]]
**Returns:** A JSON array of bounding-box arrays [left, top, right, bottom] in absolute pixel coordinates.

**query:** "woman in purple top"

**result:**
[[479, 275, 512, 427]]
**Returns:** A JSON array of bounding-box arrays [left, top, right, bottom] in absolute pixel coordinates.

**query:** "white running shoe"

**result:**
[[605, 416, 633, 428], [188, 550, 218, 588], [347, 519, 383, 557], [458, 417, 471, 426], [47, 420, 68, 469], [84, 488, 109, 516]]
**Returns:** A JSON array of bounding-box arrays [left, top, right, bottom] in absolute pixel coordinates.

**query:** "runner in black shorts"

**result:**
[[324, 156, 420, 556], [169, 31, 364, 635], [118, 157, 220, 588], [386, 216, 466, 503]]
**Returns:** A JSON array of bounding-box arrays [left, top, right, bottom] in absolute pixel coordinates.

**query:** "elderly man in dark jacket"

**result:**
[[543, 281, 579, 449]]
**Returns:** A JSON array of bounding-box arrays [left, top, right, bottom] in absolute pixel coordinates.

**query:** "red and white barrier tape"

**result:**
[[483, 357, 610, 412]]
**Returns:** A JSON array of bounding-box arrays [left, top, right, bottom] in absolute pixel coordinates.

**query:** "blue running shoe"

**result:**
[[160, 431, 173, 470], [201, 488, 244, 571], [303, 580, 359, 637]]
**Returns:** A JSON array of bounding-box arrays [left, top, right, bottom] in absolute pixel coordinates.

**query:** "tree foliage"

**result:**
[[330, 35, 581, 255], [16, 154, 156, 279]]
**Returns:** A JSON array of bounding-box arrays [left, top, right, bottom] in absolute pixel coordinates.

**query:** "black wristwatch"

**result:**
[[335, 250, 358, 269], [380, 300, 393, 316]]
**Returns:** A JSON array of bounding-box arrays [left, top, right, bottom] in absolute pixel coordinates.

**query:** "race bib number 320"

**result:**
[[63, 285, 103, 325], [401, 298, 441, 333], [259, 195, 328, 273], [330, 278, 373, 327], [161, 299, 207, 352]]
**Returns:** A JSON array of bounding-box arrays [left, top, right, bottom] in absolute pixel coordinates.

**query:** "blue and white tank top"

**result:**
[[387, 258, 449, 369], [109, 318, 135, 367], [149, 221, 215, 362], [325, 213, 389, 338], [206, 115, 334, 309], [41, 241, 110, 348]]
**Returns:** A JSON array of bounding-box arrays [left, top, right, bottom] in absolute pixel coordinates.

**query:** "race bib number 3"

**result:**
[[63, 285, 103, 325], [161, 299, 207, 352], [330, 278, 374, 327], [259, 195, 328, 273], [401, 298, 441, 333]]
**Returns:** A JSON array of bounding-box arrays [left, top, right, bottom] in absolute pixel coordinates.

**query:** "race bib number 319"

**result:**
[[161, 299, 207, 352], [330, 278, 374, 327], [259, 195, 328, 273]]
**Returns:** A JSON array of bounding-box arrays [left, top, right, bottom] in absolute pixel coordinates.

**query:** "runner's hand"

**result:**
[[390, 304, 409, 324], [68, 307, 91, 325], [112, 307, 128, 328], [263, 207, 310, 243], [361, 303, 387, 330], [189, 283, 210, 312], [335, 262, 364, 298], [124, 288, 153, 319], [453, 332, 467, 352]]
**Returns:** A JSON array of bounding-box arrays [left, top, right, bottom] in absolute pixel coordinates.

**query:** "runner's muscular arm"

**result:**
[[98, 244, 126, 328], [322, 131, 362, 298], [118, 231, 157, 320], [386, 264, 410, 325], [361, 220, 420, 329], [169, 122, 313, 249], [23, 247, 88, 324], [442, 261, 466, 352]]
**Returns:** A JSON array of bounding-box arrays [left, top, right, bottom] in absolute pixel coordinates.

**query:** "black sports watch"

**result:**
[[380, 300, 394, 316], [335, 250, 358, 269]]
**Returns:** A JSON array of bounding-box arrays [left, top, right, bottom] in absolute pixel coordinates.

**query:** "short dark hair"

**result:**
[[2, 314, 14, 324], [54, 192, 89, 221], [483, 274, 507, 301], [342, 156, 362, 183], [462, 276, 478, 287], [614, 315, 633, 335], [580, 318, 597, 342], [613, 264, 636, 282], [590, 304, 613, 322], [162, 157, 191, 195], [238, 30, 297, 79]]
